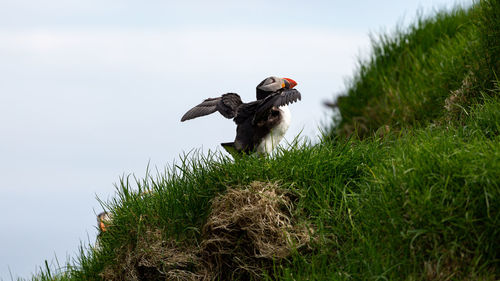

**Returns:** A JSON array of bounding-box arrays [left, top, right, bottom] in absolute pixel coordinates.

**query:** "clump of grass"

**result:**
[[201, 181, 311, 280], [26, 260, 72, 281], [100, 228, 204, 281], [467, 86, 500, 138]]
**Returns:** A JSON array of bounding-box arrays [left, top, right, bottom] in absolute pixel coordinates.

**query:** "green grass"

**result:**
[[331, 0, 499, 138], [29, 94, 499, 280], [27, 1, 499, 280]]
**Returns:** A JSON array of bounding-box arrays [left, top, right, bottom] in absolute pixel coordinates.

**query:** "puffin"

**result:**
[[95, 211, 112, 249], [181, 76, 301, 155], [97, 211, 111, 233]]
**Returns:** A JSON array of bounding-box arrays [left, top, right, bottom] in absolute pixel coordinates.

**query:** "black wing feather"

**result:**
[[252, 89, 301, 123], [180, 98, 219, 122], [216, 93, 243, 119], [276, 88, 301, 107], [181, 93, 242, 122]]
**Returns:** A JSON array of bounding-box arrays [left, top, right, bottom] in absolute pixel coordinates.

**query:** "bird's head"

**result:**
[[256, 76, 297, 100]]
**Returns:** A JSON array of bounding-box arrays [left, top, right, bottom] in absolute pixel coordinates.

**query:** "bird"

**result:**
[[97, 212, 111, 234], [94, 211, 112, 250], [181, 76, 301, 155]]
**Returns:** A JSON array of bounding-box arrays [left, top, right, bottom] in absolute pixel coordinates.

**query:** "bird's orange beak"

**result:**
[[282, 77, 297, 88], [100, 221, 107, 232]]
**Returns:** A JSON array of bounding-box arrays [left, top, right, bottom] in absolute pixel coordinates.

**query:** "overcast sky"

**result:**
[[0, 0, 473, 279]]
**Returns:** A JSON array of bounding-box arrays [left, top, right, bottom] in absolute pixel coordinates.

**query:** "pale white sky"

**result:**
[[0, 0, 473, 279]]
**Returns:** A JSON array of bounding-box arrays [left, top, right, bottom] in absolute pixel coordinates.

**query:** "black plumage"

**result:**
[[181, 77, 301, 154]]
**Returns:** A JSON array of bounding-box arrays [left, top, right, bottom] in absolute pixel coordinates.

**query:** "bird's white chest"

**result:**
[[255, 105, 291, 155]]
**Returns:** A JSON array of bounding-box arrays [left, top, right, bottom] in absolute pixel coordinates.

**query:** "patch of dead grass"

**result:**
[[201, 181, 311, 280], [101, 229, 207, 281]]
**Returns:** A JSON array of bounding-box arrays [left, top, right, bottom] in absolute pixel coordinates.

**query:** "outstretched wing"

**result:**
[[253, 88, 301, 123], [180, 93, 243, 122]]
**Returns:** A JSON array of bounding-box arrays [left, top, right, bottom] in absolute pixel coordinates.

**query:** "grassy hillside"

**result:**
[[30, 1, 499, 280], [330, 0, 499, 138]]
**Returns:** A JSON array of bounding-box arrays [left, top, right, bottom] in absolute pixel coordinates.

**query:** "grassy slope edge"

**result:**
[[29, 1, 499, 280]]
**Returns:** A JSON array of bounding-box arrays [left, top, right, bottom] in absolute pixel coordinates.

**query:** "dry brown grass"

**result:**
[[201, 181, 312, 280], [101, 229, 207, 281], [100, 181, 312, 281]]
